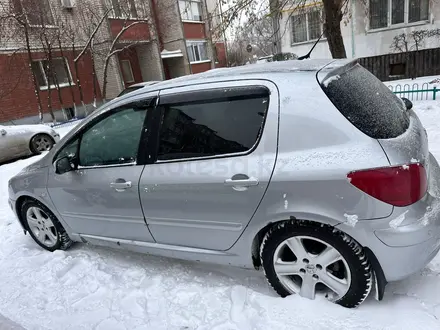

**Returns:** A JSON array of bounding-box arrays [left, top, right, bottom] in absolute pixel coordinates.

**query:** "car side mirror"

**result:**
[[0, 129, 6, 136], [401, 97, 413, 110], [55, 156, 74, 175]]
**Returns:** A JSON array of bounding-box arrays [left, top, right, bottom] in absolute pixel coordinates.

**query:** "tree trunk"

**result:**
[[323, 0, 347, 59], [23, 26, 44, 122], [102, 55, 111, 100], [58, 35, 77, 117], [42, 38, 56, 123], [73, 41, 86, 112], [90, 43, 98, 109]]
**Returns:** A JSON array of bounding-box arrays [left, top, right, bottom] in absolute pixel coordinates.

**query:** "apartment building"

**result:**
[[0, 0, 226, 124], [278, 0, 438, 59]]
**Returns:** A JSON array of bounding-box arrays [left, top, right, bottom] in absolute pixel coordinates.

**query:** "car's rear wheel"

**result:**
[[261, 221, 372, 308], [30, 134, 54, 154], [21, 200, 73, 252]]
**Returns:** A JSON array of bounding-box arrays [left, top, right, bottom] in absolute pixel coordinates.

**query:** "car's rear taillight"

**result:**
[[347, 163, 427, 207]]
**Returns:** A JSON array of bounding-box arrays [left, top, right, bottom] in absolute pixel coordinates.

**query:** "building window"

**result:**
[[187, 41, 209, 63], [179, 0, 202, 21], [108, 0, 138, 18], [369, 0, 429, 29], [291, 9, 323, 44], [14, 0, 54, 26], [120, 60, 135, 83], [31, 58, 73, 90], [408, 0, 429, 23]]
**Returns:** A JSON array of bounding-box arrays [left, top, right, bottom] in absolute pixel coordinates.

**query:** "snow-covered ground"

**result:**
[[2, 103, 440, 330]]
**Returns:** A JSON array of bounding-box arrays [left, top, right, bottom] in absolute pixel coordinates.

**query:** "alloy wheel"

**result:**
[[273, 235, 351, 301]]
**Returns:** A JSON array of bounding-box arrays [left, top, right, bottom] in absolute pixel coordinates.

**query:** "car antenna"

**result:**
[[297, 31, 325, 60]]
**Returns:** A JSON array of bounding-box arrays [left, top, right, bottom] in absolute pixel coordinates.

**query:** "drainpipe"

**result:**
[[351, 0, 356, 58]]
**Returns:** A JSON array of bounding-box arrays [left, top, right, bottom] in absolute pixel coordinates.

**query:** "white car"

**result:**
[[0, 124, 60, 163]]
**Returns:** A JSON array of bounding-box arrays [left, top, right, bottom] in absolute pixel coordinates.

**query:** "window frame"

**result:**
[[179, 0, 203, 22], [368, 0, 430, 31], [290, 8, 324, 45], [150, 86, 271, 165], [186, 40, 210, 63], [31, 57, 74, 91], [15, 0, 55, 27], [52, 96, 158, 170], [120, 59, 135, 83], [108, 0, 139, 19]]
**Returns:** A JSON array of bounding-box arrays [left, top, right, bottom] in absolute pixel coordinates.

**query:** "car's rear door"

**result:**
[[138, 80, 279, 251]]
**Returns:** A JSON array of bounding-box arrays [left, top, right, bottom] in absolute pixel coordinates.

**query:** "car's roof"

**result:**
[[129, 81, 160, 88], [144, 59, 353, 90], [103, 59, 354, 113]]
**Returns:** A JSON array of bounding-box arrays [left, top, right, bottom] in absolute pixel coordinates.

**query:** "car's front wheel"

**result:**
[[30, 134, 54, 154], [21, 200, 73, 252], [261, 221, 372, 308]]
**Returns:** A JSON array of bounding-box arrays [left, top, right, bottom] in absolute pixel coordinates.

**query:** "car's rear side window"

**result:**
[[157, 87, 269, 161], [321, 63, 409, 139]]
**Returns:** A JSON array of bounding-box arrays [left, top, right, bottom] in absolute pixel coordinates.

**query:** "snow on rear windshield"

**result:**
[[321, 64, 409, 139]]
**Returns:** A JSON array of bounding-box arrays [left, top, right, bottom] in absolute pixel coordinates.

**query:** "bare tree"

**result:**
[[209, 0, 359, 59]]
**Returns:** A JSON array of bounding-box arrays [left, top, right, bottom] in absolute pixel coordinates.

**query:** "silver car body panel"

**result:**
[[0, 124, 59, 163], [8, 59, 440, 285]]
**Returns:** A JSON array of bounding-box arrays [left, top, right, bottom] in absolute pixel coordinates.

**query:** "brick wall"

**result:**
[[109, 19, 151, 41], [191, 62, 211, 74], [0, 50, 100, 123], [183, 22, 206, 39], [215, 42, 226, 67]]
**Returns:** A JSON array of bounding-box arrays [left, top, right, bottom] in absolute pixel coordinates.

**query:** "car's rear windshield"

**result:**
[[320, 63, 409, 139]]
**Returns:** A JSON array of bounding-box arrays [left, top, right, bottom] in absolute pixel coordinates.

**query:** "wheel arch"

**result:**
[[250, 217, 387, 301]]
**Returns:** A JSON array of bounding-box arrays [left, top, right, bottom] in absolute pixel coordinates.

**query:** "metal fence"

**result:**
[[388, 83, 439, 101]]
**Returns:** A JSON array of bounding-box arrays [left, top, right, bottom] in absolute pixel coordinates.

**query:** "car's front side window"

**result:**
[[56, 138, 79, 161], [78, 107, 147, 167]]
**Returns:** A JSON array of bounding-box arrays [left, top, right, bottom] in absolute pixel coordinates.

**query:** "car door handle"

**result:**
[[110, 181, 132, 191], [224, 177, 259, 187]]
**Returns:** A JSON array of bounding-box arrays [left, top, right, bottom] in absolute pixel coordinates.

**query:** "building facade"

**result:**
[[279, 0, 439, 60], [0, 0, 226, 124]]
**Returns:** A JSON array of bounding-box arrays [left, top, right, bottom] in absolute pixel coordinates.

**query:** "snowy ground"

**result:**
[[2, 103, 440, 330]]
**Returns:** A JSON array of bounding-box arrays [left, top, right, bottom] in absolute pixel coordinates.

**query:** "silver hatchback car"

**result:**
[[8, 59, 440, 308]]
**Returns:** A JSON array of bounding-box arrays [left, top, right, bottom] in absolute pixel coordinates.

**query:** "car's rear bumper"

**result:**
[[338, 153, 440, 282]]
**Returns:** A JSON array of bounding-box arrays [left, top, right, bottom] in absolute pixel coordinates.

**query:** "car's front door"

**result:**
[[139, 81, 279, 251], [47, 94, 157, 242]]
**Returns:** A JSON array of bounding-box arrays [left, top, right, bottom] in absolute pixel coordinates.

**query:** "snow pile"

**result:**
[[389, 211, 408, 229], [1, 103, 440, 329], [322, 74, 340, 87], [343, 214, 358, 227]]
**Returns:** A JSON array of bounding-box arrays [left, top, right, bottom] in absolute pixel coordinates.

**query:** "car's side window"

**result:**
[[79, 107, 147, 167], [157, 90, 269, 161]]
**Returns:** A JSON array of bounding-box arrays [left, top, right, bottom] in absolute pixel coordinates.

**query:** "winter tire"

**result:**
[[30, 134, 54, 154], [261, 221, 372, 308], [21, 199, 73, 252]]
